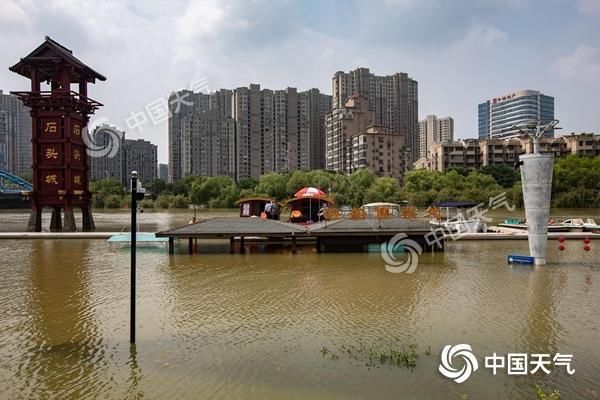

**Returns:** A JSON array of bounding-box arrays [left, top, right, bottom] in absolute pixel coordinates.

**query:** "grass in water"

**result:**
[[535, 385, 560, 400], [320, 339, 431, 369]]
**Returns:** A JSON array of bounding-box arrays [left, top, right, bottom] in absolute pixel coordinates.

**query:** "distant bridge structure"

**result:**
[[0, 169, 33, 193]]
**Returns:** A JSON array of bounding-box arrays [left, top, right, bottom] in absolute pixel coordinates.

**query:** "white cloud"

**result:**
[[579, 0, 600, 16], [450, 23, 509, 54], [0, 1, 30, 30], [551, 45, 600, 82], [176, 0, 243, 41], [1, 0, 599, 161]]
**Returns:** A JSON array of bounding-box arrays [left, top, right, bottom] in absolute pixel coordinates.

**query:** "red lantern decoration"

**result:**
[[583, 237, 591, 244], [584, 245, 591, 252], [558, 244, 565, 251], [558, 236, 566, 243]]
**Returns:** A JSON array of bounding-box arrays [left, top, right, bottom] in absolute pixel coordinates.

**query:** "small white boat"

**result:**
[[584, 218, 600, 233], [429, 201, 487, 233], [430, 214, 487, 233], [560, 219, 585, 232], [361, 202, 406, 218]]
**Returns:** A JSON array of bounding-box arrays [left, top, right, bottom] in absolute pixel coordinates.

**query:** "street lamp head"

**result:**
[[131, 171, 138, 179]]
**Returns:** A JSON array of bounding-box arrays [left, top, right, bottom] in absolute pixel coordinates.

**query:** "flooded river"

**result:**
[[0, 210, 599, 399]]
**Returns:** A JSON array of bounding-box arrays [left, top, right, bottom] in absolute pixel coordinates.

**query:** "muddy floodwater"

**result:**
[[0, 210, 599, 399]]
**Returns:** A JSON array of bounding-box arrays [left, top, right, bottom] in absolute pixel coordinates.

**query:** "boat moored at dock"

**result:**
[[428, 201, 488, 233]]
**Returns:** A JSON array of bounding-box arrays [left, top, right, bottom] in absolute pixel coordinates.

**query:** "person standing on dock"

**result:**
[[269, 200, 279, 220], [264, 201, 273, 219]]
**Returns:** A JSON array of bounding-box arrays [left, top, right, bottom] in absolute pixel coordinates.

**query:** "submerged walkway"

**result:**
[[0, 232, 120, 239], [1, 219, 597, 255], [155, 217, 309, 254], [308, 218, 435, 253], [155, 217, 437, 254]]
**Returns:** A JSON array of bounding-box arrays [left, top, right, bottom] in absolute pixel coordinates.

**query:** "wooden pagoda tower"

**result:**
[[10, 36, 106, 232]]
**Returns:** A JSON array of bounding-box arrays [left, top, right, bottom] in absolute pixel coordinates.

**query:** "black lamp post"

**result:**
[[130, 170, 142, 344]]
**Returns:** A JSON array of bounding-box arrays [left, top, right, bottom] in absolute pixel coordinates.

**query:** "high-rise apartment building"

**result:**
[[326, 95, 375, 173], [232, 85, 331, 179], [347, 125, 408, 179], [170, 85, 331, 181], [325, 95, 408, 180], [478, 90, 554, 139], [307, 88, 332, 170], [181, 109, 235, 177], [418, 115, 454, 159], [331, 68, 418, 163], [124, 139, 157, 185], [0, 111, 7, 171], [89, 124, 157, 186], [158, 163, 168, 182], [89, 124, 126, 184], [0, 90, 31, 177], [168, 90, 214, 182]]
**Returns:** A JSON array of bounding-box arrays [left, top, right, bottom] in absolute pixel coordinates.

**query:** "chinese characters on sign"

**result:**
[[73, 175, 82, 185], [45, 174, 58, 185], [43, 121, 57, 134], [45, 147, 59, 159], [73, 124, 81, 136], [73, 149, 81, 161]]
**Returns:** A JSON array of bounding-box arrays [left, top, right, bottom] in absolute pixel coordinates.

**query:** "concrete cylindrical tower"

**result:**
[[520, 153, 554, 265]]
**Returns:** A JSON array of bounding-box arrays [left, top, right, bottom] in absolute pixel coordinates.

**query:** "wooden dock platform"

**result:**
[[155, 217, 309, 254], [308, 218, 437, 252], [156, 217, 438, 254]]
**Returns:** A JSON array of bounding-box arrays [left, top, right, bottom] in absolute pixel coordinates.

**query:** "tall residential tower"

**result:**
[[0, 90, 31, 177], [418, 115, 454, 160], [170, 85, 331, 181], [330, 68, 419, 164]]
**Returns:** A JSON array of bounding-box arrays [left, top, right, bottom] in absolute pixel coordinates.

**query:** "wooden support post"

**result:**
[[168, 237, 174, 254], [63, 206, 76, 232], [230, 237, 235, 254], [27, 207, 42, 232], [81, 206, 96, 232], [316, 237, 321, 253], [50, 207, 62, 232], [240, 236, 245, 253], [188, 237, 193, 254], [292, 233, 297, 254]]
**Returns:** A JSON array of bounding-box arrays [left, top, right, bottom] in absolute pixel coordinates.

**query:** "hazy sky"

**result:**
[[1, 0, 599, 162]]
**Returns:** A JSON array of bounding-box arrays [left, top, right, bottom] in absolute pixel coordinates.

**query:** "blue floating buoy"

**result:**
[[507, 254, 535, 264]]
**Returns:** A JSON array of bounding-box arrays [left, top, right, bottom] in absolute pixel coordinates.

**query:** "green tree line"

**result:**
[[89, 155, 600, 209]]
